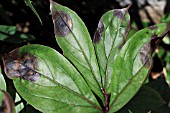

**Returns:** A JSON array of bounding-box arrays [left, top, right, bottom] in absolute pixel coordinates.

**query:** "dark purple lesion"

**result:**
[[52, 11, 73, 37], [93, 19, 104, 43], [2, 49, 40, 82], [148, 25, 158, 30], [140, 43, 151, 68], [113, 3, 131, 20]]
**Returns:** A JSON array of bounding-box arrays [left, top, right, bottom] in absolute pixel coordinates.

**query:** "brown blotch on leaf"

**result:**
[[93, 19, 104, 43], [148, 25, 158, 30], [113, 3, 131, 20], [52, 11, 73, 37], [2, 49, 40, 82], [140, 43, 152, 68]]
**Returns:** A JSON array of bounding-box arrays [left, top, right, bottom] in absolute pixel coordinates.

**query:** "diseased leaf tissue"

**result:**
[[2, 0, 170, 113], [3, 49, 40, 82]]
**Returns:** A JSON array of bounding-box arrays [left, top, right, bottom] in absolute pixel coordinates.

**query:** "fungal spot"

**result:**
[[93, 19, 104, 43], [140, 43, 152, 68], [113, 4, 131, 20], [52, 11, 72, 36], [148, 25, 158, 30], [3, 49, 40, 82]]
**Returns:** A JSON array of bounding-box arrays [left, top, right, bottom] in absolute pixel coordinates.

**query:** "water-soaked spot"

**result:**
[[52, 11, 72, 36], [148, 25, 158, 30], [93, 19, 104, 43], [140, 43, 151, 68], [3, 49, 40, 82]]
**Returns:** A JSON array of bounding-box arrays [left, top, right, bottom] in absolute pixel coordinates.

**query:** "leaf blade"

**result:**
[[3, 44, 102, 113], [109, 23, 170, 112], [50, 1, 104, 101], [0, 66, 6, 90], [24, 0, 42, 24], [93, 6, 131, 89]]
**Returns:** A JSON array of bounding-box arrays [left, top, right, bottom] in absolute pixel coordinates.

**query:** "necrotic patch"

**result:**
[[3, 49, 40, 82], [139, 43, 151, 68], [52, 11, 72, 36], [93, 19, 104, 43]]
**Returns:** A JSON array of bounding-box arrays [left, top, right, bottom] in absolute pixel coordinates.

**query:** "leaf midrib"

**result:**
[[53, 6, 102, 92], [109, 39, 150, 111]]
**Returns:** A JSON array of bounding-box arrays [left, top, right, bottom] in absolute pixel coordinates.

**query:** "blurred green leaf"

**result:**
[[161, 13, 170, 23], [0, 25, 35, 44], [15, 93, 24, 113], [162, 36, 170, 45], [24, 0, 42, 24], [0, 66, 6, 91]]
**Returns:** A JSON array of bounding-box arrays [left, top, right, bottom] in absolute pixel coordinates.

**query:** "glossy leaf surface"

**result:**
[[50, 0, 103, 100], [4, 44, 101, 113], [108, 23, 170, 112], [93, 5, 131, 89]]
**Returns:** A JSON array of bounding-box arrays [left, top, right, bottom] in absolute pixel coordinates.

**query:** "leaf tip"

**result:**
[[113, 3, 131, 20]]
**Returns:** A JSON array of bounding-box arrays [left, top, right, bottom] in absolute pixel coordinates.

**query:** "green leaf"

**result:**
[[0, 25, 35, 44], [0, 66, 6, 90], [50, 1, 104, 101], [15, 93, 24, 113], [0, 91, 16, 113], [24, 0, 42, 24], [108, 23, 170, 112], [3, 44, 102, 113], [93, 4, 131, 90]]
